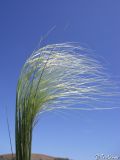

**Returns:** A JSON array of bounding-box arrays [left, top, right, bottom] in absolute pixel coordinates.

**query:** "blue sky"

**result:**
[[0, 1, 120, 160]]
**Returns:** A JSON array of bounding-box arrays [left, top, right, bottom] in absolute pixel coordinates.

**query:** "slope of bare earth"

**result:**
[[0, 154, 69, 160]]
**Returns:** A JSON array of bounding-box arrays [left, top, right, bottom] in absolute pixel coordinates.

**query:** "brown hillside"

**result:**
[[0, 154, 69, 160]]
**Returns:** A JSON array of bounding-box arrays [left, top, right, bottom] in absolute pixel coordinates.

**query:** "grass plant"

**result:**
[[15, 43, 120, 160]]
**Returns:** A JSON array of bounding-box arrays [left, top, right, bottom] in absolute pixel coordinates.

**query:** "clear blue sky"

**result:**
[[0, 1, 120, 160]]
